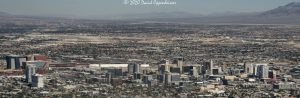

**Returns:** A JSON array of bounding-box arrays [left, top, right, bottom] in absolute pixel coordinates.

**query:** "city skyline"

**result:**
[[1, 1, 300, 97]]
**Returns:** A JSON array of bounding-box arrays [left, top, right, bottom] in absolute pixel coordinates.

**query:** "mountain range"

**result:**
[[0, 11, 11, 16], [262, 2, 300, 16], [1, 2, 300, 24], [142, 2, 300, 24]]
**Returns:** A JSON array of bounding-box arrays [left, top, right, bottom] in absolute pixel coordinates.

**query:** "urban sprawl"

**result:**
[[0, 23, 300, 98]]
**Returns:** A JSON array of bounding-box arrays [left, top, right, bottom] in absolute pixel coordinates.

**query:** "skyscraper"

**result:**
[[210, 60, 213, 75], [244, 62, 251, 74], [257, 64, 269, 79], [32, 74, 44, 88], [190, 66, 198, 77], [106, 73, 111, 84], [6, 55, 27, 69], [133, 64, 141, 73], [159, 64, 170, 74], [269, 70, 277, 80], [253, 64, 259, 76], [25, 65, 36, 83], [127, 63, 134, 75], [173, 57, 183, 73], [201, 61, 211, 75], [164, 72, 171, 85]]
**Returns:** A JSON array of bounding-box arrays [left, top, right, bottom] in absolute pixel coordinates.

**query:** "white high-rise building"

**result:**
[[134, 64, 141, 73], [244, 62, 253, 74], [32, 74, 44, 88], [160, 64, 171, 74], [210, 60, 213, 75], [10, 58, 15, 69], [164, 72, 171, 85], [192, 66, 198, 77], [253, 64, 259, 76]]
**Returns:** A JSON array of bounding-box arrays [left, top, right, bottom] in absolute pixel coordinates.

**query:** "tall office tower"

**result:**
[[253, 64, 259, 76], [210, 60, 214, 75], [133, 64, 141, 73], [173, 57, 184, 73], [202, 60, 214, 75], [198, 65, 202, 75], [127, 63, 135, 75], [191, 66, 199, 77], [244, 63, 256, 75], [159, 64, 170, 74], [269, 70, 277, 80], [6, 56, 15, 69], [201, 61, 210, 75], [200, 65, 206, 75], [249, 64, 255, 75], [6, 55, 27, 69], [244, 63, 254, 75], [32, 74, 44, 88], [105, 73, 111, 84], [159, 65, 164, 74], [25, 65, 36, 83], [257, 64, 269, 79], [164, 72, 171, 85]]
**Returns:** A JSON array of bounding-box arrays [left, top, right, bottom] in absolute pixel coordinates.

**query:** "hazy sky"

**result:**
[[0, 0, 299, 19]]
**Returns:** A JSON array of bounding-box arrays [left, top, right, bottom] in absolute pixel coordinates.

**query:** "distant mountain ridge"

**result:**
[[1, 2, 300, 24], [262, 2, 300, 16], [122, 2, 300, 24], [109, 12, 202, 20], [0, 11, 10, 16], [148, 2, 300, 24]]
